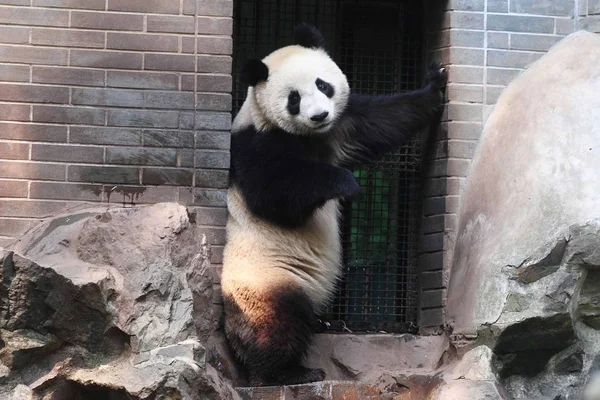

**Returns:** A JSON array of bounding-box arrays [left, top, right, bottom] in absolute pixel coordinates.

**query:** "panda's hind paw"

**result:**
[[426, 62, 448, 90]]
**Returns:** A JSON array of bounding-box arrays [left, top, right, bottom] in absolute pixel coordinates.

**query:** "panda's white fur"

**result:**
[[221, 23, 447, 387]]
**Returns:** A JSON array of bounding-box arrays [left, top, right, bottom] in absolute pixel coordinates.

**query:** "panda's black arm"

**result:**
[[335, 65, 447, 168], [231, 130, 360, 228]]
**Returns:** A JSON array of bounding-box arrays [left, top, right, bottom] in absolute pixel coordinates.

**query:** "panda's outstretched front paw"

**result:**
[[426, 62, 448, 90]]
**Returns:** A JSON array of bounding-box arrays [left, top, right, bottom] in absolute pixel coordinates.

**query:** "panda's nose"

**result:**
[[310, 111, 329, 122]]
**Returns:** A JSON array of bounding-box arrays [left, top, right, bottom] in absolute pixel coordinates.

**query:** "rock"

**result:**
[[432, 380, 509, 400], [577, 270, 600, 329], [512, 239, 568, 284], [566, 222, 600, 269], [0, 203, 226, 399], [583, 371, 600, 400], [552, 345, 584, 375], [447, 346, 496, 381]]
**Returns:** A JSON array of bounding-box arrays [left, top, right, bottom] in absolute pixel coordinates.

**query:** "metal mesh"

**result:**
[[232, 0, 424, 333]]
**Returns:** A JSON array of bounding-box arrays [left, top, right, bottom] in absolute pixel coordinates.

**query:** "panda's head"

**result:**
[[240, 24, 350, 135]]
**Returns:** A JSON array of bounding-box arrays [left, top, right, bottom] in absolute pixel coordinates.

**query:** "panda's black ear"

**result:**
[[294, 23, 325, 49], [240, 58, 269, 86]]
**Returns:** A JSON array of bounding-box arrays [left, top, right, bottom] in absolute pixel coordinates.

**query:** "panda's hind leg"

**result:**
[[223, 285, 323, 387]]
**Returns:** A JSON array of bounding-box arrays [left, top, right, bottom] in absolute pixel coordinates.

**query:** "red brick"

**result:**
[[0, 142, 29, 160], [197, 36, 233, 55], [147, 15, 195, 34], [145, 54, 195, 72], [197, 1, 233, 17], [0, 161, 65, 181], [0, 7, 69, 27], [107, 0, 179, 14], [68, 165, 139, 184], [0, 218, 37, 237], [0, 200, 74, 218], [32, 67, 105, 87], [107, 33, 179, 53], [0, 180, 28, 198], [71, 50, 143, 70], [107, 71, 178, 90], [33, 105, 105, 126], [71, 11, 144, 31], [197, 17, 233, 35], [30, 181, 102, 201], [0, 104, 30, 122], [32, 28, 105, 48], [32, 0, 105, 10], [0, 84, 69, 104], [0, 26, 30, 44], [0, 65, 30, 83], [0, 45, 68, 66], [32, 144, 104, 164], [0, 123, 67, 142], [197, 55, 232, 74]]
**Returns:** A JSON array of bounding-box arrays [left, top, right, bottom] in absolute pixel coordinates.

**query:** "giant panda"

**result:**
[[221, 23, 447, 387]]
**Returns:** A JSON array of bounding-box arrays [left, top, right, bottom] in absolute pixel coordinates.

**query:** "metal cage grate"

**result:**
[[232, 0, 424, 333]]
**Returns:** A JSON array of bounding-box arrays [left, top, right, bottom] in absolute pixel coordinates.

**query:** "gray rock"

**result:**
[[577, 270, 600, 329]]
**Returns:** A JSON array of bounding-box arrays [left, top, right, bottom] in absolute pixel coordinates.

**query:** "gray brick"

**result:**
[[106, 147, 177, 166], [189, 207, 228, 226], [179, 113, 195, 130], [447, 140, 477, 159], [423, 197, 445, 216], [0, 141, 29, 160], [0, 123, 67, 142], [70, 127, 142, 146], [68, 165, 139, 184], [179, 149, 194, 167], [33, 105, 105, 125], [182, 37, 195, 53], [0, 104, 30, 121], [202, 227, 226, 245], [105, 185, 178, 205], [510, 34, 561, 52], [486, 67, 522, 85], [195, 169, 229, 189], [447, 0, 484, 11], [511, 0, 573, 16], [0, 45, 68, 66], [30, 181, 102, 201], [145, 91, 195, 110], [0, 199, 73, 218], [197, 17, 233, 35], [419, 252, 444, 272], [448, 66, 483, 84], [446, 196, 460, 213], [197, 55, 232, 74], [580, 0, 589, 16], [421, 271, 444, 290], [447, 84, 483, 103], [0, 161, 65, 181], [486, 85, 505, 105], [0, 83, 69, 104], [580, 16, 600, 32], [449, 30, 484, 48], [0, 219, 37, 237], [450, 12, 484, 29], [421, 233, 444, 253], [0, 26, 29, 44], [32, 0, 104, 9], [0, 0, 29, 4], [487, 32, 509, 49], [197, 0, 233, 17], [32, 28, 104, 48], [196, 131, 230, 150], [196, 93, 232, 111], [421, 289, 444, 309], [107, 71, 178, 90], [448, 159, 470, 177], [555, 18, 575, 35], [197, 36, 233, 55], [32, 144, 104, 164], [487, 14, 555, 33], [591, 0, 600, 15], [107, 0, 179, 14], [422, 214, 445, 233], [446, 121, 483, 140], [108, 109, 180, 129], [178, 186, 193, 204], [107, 33, 179, 53], [144, 131, 194, 148], [182, 0, 194, 14], [421, 308, 444, 327], [449, 48, 484, 65], [487, 50, 543, 68], [193, 189, 227, 208], [488, 0, 508, 12], [147, 15, 195, 34], [142, 168, 193, 186], [33, 67, 105, 87], [0, 65, 30, 82], [0, 180, 28, 198], [0, 6, 69, 27], [183, 74, 232, 93], [195, 150, 230, 169], [71, 50, 143, 70], [72, 88, 144, 108], [71, 11, 144, 31], [195, 112, 232, 130], [145, 54, 195, 72], [448, 103, 482, 122]]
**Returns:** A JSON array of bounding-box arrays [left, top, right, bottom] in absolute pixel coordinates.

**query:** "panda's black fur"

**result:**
[[222, 23, 447, 387]]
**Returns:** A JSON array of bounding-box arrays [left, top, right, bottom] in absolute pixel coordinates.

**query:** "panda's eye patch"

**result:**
[[287, 90, 301, 115], [316, 78, 334, 98]]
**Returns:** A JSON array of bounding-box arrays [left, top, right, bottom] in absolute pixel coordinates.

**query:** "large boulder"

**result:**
[[446, 30, 600, 398], [0, 203, 238, 399]]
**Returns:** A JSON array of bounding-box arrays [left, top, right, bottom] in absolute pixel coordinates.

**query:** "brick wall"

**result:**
[[419, 0, 577, 330], [0, 0, 233, 305], [579, 0, 600, 31]]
